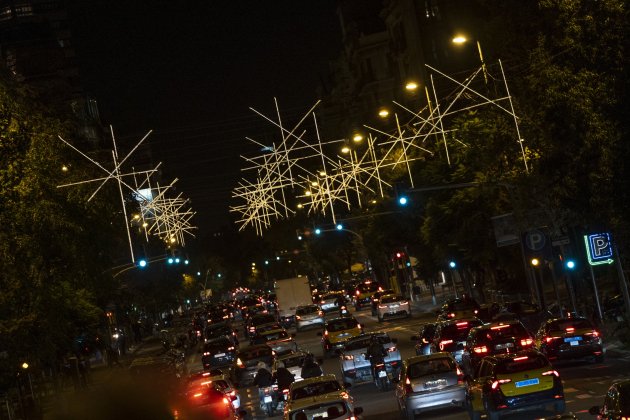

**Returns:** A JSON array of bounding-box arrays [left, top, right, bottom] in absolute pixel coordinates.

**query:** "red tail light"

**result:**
[[456, 366, 464, 384], [456, 322, 469, 327], [439, 340, 453, 350], [473, 346, 488, 354], [448, 313, 456, 318], [491, 379, 511, 390], [542, 370, 559, 377], [222, 397, 230, 405], [324, 330, 329, 336], [513, 356, 529, 361], [356, 290, 360, 295], [566, 327, 575, 333], [520, 338, 533, 346], [545, 336, 560, 343], [405, 377, 413, 393]]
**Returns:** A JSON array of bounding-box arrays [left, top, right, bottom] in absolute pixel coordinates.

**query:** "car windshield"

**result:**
[[408, 357, 455, 378], [206, 326, 231, 338], [327, 319, 358, 332], [252, 315, 277, 326], [478, 323, 528, 343], [548, 318, 593, 332], [447, 300, 479, 311], [440, 321, 483, 341], [495, 354, 548, 374], [381, 295, 404, 304], [239, 346, 272, 360], [344, 334, 389, 351], [291, 381, 341, 400], [289, 401, 349, 420], [280, 355, 305, 369], [357, 283, 379, 293], [204, 338, 231, 351], [297, 306, 319, 315]]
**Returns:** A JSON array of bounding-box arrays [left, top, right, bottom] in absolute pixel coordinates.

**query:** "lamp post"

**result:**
[[452, 35, 488, 85]]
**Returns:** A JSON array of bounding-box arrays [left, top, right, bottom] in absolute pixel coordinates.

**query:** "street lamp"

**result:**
[[378, 108, 389, 118], [452, 34, 488, 84]]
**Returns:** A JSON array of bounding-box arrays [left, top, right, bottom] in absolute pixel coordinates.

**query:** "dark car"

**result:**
[[412, 322, 438, 356], [589, 379, 630, 419], [205, 322, 239, 347], [202, 336, 237, 370], [498, 300, 553, 333], [460, 320, 534, 377], [234, 344, 274, 387], [429, 318, 484, 363], [535, 317, 604, 363], [437, 297, 480, 321], [245, 313, 278, 338]]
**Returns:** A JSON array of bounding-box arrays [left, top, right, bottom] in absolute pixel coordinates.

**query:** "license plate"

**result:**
[[378, 370, 387, 378], [215, 353, 226, 357], [390, 304, 400, 308], [495, 342, 514, 350], [425, 379, 447, 388], [564, 336, 582, 343], [570, 340, 579, 346], [515, 378, 539, 388], [264, 395, 272, 403]]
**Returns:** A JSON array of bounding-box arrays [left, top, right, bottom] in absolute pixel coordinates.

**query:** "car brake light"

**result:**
[[542, 370, 559, 377], [491, 324, 510, 330], [520, 338, 533, 346], [405, 377, 413, 393], [378, 305, 387, 309], [356, 290, 360, 295], [324, 330, 329, 336], [203, 352, 210, 356], [193, 392, 203, 398], [585, 330, 600, 337], [378, 287, 383, 292], [513, 356, 528, 361], [227, 347, 235, 351], [448, 313, 456, 318], [474, 309, 479, 314], [473, 346, 488, 354], [491, 379, 511, 389], [439, 340, 453, 350], [566, 327, 575, 333], [456, 322, 468, 327], [545, 336, 560, 343], [236, 358, 244, 367], [344, 355, 354, 360]]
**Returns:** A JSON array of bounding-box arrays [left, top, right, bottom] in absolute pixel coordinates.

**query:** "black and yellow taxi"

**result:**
[[466, 349, 565, 420], [353, 281, 382, 310], [318, 316, 363, 357], [535, 316, 604, 363]]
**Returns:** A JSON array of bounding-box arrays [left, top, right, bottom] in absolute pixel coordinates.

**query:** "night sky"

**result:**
[[69, 1, 342, 234]]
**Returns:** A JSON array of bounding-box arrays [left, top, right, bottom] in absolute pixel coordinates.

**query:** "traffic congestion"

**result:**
[[142, 279, 630, 420]]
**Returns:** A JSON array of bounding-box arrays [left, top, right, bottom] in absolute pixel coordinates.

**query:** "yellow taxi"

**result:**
[[353, 281, 382, 310], [466, 349, 565, 420], [318, 317, 363, 357]]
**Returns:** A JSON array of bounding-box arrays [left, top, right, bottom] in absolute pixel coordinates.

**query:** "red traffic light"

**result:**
[[396, 252, 403, 258]]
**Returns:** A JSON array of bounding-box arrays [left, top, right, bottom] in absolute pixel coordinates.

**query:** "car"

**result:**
[[245, 313, 278, 338], [339, 332, 401, 386], [376, 294, 411, 321], [205, 322, 239, 347], [319, 317, 364, 357], [284, 389, 362, 420], [319, 291, 346, 315], [178, 380, 244, 419], [201, 336, 237, 370], [499, 300, 553, 333], [437, 297, 480, 321], [460, 320, 534, 377], [184, 369, 242, 410], [370, 288, 395, 315], [589, 379, 630, 419], [412, 322, 438, 356], [288, 374, 348, 402], [466, 349, 565, 420], [535, 316, 604, 363], [353, 281, 382, 310], [233, 344, 274, 387], [428, 318, 484, 363], [394, 352, 466, 419], [251, 328, 297, 355], [295, 304, 325, 331], [272, 350, 310, 382]]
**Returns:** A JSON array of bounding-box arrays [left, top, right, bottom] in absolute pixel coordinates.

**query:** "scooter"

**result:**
[[260, 386, 275, 417], [372, 362, 391, 392]]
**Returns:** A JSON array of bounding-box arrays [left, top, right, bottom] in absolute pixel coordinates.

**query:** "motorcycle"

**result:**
[[339, 305, 350, 317], [260, 385, 275, 417], [372, 361, 391, 392]]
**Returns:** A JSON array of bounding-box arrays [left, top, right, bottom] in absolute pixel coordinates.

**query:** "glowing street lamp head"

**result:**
[[378, 108, 389, 118], [352, 134, 363, 142], [405, 81, 418, 91], [341, 146, 351, 154], [531, 258, 540, 266], [452, 35, 467, 44]]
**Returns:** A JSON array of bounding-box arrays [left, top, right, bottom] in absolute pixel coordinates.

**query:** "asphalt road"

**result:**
[[176, 308, 630, 420]]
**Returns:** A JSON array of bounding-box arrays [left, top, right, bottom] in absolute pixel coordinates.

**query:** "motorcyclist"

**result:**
[[274, 361, 295, 393], [253, 361, 274, 404], [335, 295, 348, 316], [366, 335, 387, 379], [300, 354, 322, 379]]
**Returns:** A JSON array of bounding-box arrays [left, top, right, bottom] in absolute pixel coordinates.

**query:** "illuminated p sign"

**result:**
[[584, 233, 614, 266]]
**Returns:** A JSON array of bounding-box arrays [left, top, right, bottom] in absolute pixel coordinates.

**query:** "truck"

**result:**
[[274, 277, 313, 327]]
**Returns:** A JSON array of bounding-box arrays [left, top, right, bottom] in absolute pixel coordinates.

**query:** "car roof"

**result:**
[[405, 352, 456, 364], [276, 350, 308, 361], [485, 349, 545, 363], [287, 391, 350, 413], [439, 317, 483, 326], [290, 374, 339, 390], [473, 319, 524, 330], [325, 316, 357, 324]]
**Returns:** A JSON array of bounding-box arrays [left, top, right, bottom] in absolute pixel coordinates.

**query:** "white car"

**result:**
[[284, 391, 362, 420], [319, 291, 345, 314], [339, 332, 401, 386], [295, 305, 325, 331], [252, 328, 298, 355], [272, 350, 310, 382], [376, 294, 411, 322]]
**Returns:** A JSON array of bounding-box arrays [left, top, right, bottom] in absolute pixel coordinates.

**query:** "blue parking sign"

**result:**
[[584, 233, 614, 265]]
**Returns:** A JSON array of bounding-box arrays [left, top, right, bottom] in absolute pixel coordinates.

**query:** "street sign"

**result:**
[[584, 233, 614, 265], [524, 229, 547, 252]]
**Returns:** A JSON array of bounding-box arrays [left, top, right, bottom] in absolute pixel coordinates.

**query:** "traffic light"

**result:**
[[449, 261, 456, 269], [394, 182, 409, 206], [336, 224, 344, 230], [566, 259, 576, 270], [167, 257, 174, 264], [137, 259, 147, 268], [315, 228, 322, 235]]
